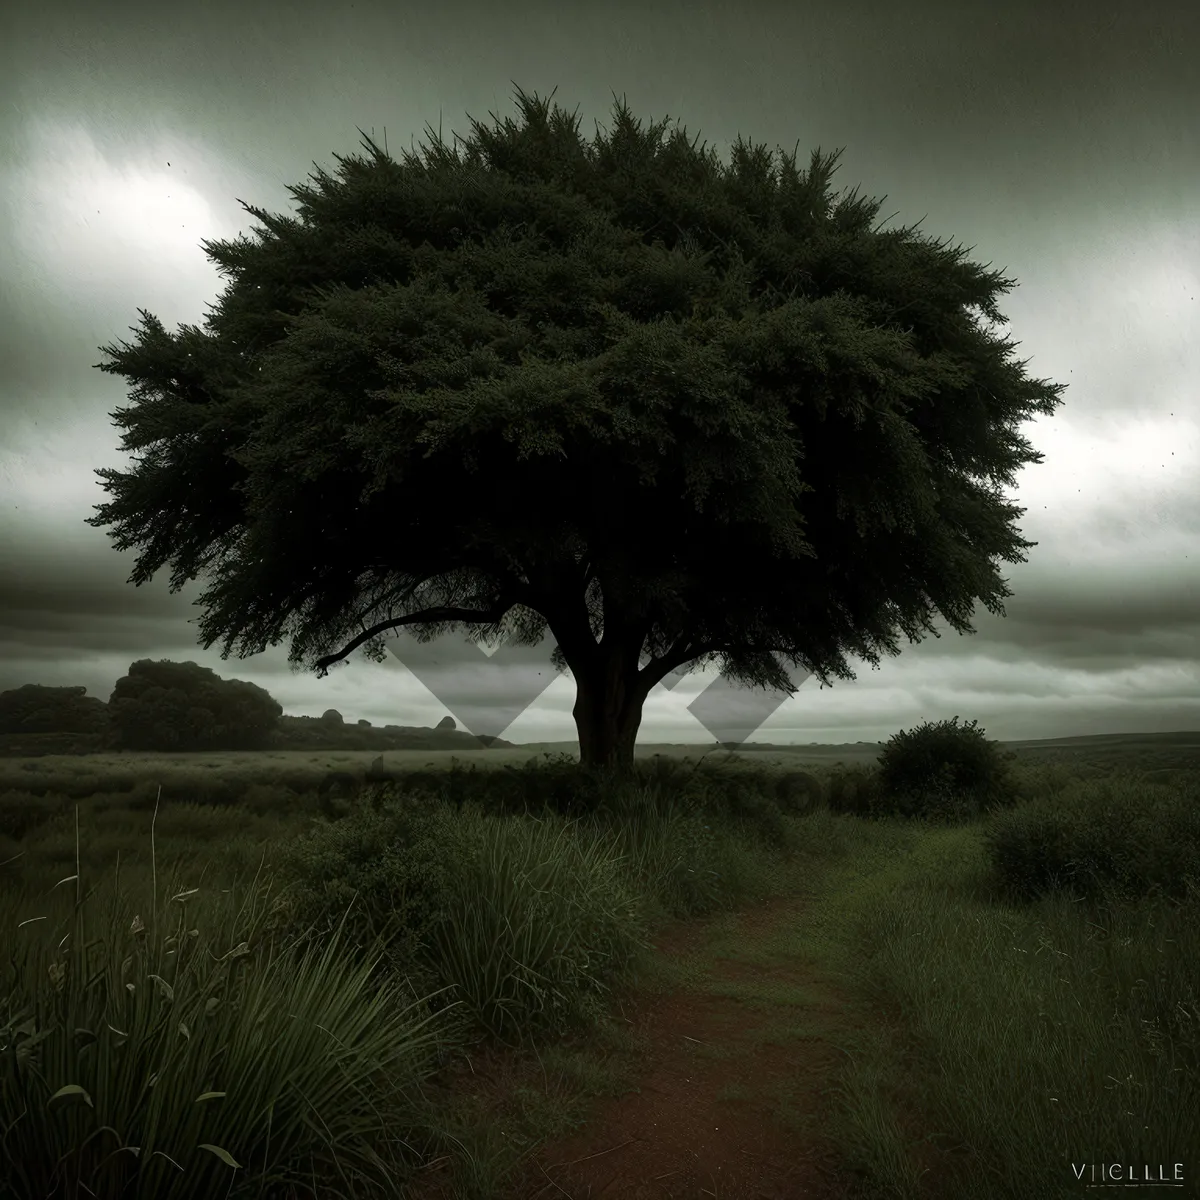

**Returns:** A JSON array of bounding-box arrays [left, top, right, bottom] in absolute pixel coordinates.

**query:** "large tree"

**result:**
[[87, 85, 1067, 774]]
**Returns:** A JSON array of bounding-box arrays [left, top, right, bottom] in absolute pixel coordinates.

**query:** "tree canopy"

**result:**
[[87, 84, 1068, 772]]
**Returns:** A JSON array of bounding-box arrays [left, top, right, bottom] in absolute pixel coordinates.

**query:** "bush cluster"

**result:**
[[316, 755, 618, 822], [262, 794, 652, 1043], [824, 766, 884, 817], [871, 716, 1020, 823], [983, 773, 1200, 905], [263, 802, 460, 1000], [773, 770, 825, 816]]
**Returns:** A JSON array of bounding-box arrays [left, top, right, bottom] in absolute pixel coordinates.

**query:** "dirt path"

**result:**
[[497, 884, 870, 1200]]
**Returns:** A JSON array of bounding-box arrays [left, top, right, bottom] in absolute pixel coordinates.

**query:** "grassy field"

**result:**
[[1, 742, 1197, 1199]]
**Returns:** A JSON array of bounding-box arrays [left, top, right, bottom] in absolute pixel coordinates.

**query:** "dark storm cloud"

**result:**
[[1, 0, 1196, 743]]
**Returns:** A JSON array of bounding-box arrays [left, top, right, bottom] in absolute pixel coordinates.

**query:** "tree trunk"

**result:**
[[571, 643, 651, 775]]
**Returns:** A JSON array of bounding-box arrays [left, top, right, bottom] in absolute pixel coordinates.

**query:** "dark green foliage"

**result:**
[[395, 769, 451, 800], [106, 659, 283, 752], [774, 769, 824, 815], [117, 780, 161, 812], [33, 773, 106, 802], [0, 685, 120, 757], [265, 804, 474, 1010], [0, 691, 480, 761], [824, 765, 884, 817], [366, 754, 399, 784], [316, 769, 361, 819], [490, 753, 786, 839], [983, 776, 1200, 906], [240, 781, 301, 818], [142, 775, 243, 810], [690, 771, 787, 847], [872, 716, 1019, 823], [0, 732, 114, 757], [0, 685, 112, 738], [527, 760, 629, 818], [315, 761, 494, 822], [426, 754, 623, 820], [87, 85, 1066, 771], [119, 777, 238, 811], [0, 790, 67, 840]]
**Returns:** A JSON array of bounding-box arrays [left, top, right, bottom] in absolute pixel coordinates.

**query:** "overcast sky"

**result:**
[[1, 0, 1197, 747]]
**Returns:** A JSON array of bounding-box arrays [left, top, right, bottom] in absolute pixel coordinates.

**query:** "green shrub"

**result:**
[[873, 716, 1019, 823], [492, 755, 618, 818], [601, 804, 727, 917], [265, 804, 462, 995], [774, 770, 824, 815], [315, 770, 360, 821], [825, 766, 883, 817], [266, 798, 651, 1044], [704, 773, 788, 848], [983, 775, 1200, 905], [356, 762, 504, 816]]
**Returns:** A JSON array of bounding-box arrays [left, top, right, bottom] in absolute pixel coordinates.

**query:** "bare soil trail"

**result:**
[[472, 875, 874, 1200]]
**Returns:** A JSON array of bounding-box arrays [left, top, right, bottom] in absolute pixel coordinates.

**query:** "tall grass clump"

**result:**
[[420, 804, 654, 1043], [571, 762, 789, 919], [821, 817, 1200, 1200], [0, 791, 462, 1200], [824, 765, 885, 818], [265, 792, 656, 1049]]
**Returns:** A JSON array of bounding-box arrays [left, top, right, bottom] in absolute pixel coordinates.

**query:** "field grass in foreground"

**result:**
[[0, 752, 1196, 1198]]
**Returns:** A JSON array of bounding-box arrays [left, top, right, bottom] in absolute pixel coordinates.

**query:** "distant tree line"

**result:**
[[0, 662, 483, 757]]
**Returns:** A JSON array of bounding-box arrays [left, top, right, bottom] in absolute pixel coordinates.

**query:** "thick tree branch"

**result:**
[[636, 634, 803, 692], [637, 637, 714, 690], [313, 584, 538, 676]]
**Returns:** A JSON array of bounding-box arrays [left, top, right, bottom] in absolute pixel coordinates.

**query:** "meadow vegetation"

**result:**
[[1, 742, 1197, 1199]]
